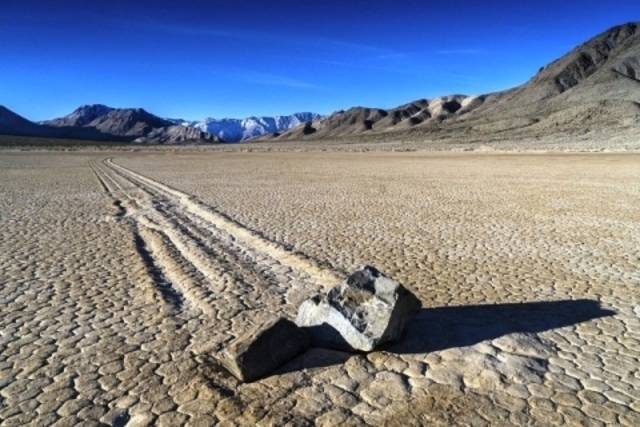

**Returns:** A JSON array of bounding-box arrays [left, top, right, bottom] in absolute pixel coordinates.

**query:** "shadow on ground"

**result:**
[[277, 299, 615, 374], [387, 298, 615, 354]]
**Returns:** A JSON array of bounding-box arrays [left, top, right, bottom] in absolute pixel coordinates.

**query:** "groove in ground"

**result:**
[[104, 158, 344, 288]]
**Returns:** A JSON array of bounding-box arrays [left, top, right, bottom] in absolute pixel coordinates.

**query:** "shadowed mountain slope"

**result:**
[[0, 106, 53, 137]]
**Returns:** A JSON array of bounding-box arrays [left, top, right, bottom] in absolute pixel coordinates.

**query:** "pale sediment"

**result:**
[[0, 149, 638, 426]]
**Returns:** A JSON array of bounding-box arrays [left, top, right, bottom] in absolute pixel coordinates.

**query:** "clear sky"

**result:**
[[1, 0, 638, 121]]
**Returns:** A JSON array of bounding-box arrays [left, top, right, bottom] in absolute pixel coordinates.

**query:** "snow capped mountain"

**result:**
[[191, 112, 324, 142], [163, 118, 193, 127]]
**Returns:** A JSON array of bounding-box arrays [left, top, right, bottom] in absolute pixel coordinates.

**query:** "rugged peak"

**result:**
[[43, 104, 114, 127], [527, 22, 640, 97], [87, 108, 171, 137]]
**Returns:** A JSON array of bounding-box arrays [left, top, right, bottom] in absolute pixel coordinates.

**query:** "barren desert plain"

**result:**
[[1, 144, 639, 426]]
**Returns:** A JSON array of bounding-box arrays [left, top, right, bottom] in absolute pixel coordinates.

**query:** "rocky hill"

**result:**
[[45, 106, 172, 138], [134, 125, 224, 144], [461, 22, 640, 118], [84, 108, 170, 138], [42, 104, 114, 127], [270, 22, 640, 142], [263, 95, 487, 140], [39, 106, 219, 143]]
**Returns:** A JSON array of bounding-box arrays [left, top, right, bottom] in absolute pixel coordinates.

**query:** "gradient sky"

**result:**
[[1, 0, 638, 121]]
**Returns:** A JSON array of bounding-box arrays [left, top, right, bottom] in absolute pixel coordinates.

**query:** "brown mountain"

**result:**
[[42, 105, 219, 143], [5, 22, 639, 145], [42, 104, 115, 127], [86, 108, 170, 137], [458, 22, 640, 120], [1, 105, 220, 143], [269, 22, 640, 141], [45, 107, 172, 138], [263, 94, 487, 140]]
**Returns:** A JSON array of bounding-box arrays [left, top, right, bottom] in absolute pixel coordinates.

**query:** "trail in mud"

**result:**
[[90, 158, 343, 349]]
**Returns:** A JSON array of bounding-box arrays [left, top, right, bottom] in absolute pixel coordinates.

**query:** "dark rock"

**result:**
[[302, 122, 316, 135], [295, 265, 421, 352], [215, 317, 310, 382]]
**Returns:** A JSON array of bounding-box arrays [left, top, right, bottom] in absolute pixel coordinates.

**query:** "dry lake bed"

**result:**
[[1, 149, 639, 426]]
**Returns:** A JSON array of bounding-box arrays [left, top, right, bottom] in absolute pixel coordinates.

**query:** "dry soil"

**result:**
[[1, 149, 638, 426]]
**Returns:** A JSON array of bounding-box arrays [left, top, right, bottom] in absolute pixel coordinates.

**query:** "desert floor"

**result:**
[[1, 149, 639, 426]]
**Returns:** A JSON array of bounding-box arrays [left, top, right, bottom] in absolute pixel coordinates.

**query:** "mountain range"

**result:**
[[34, 106, 320, 143], [268, 22, 640, 141], [1, 22, 639, 145], [0, 105, 222, 143]]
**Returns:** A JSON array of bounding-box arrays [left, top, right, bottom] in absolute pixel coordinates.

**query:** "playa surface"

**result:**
[[1, 149, 639, 426]]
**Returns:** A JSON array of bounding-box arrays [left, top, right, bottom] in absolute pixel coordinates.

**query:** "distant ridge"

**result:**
[[188, 112, 324, 142], [3, 22, 640, 144], [134, 126, 224, 144], [43, 107, 323, 143], [44, 106, 172, 138], [41, 106, 219, 143], [259, 95, 487, 140]]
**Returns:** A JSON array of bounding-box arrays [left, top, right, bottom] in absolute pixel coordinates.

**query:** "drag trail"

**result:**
[[90, 158, 342, 340]]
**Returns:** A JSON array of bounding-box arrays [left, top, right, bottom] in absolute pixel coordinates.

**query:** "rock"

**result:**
[[302, 122, 316, 135], [215, 317, 310, 382], [295, 265, 421, 352]]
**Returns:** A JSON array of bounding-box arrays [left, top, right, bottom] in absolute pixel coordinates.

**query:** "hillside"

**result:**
[[0, 106, 53, 137], [42, 104, 114, 127], [45, 106, 172, 138], [269, 22, 640, 142]]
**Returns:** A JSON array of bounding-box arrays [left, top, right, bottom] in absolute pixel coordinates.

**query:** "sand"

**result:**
[[1, 148, 639, 426]]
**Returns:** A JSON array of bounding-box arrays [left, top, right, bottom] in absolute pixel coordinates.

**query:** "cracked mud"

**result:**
[[0, 150, 638, 426]]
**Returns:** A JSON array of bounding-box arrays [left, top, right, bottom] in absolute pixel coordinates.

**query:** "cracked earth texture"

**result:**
[[1, 150, 639, 426]]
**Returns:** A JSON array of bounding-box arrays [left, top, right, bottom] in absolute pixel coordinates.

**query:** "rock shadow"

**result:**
[[278, 299, 614, 373], [385, 298, 615, 354]]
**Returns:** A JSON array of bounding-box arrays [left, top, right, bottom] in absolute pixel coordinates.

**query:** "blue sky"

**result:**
[[1, 0, 638, 121]]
